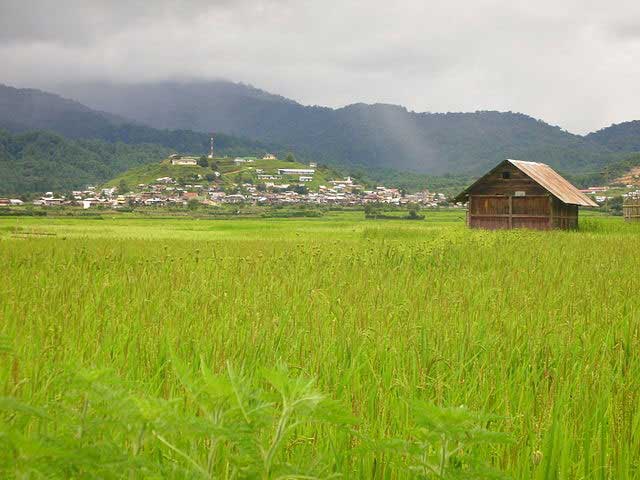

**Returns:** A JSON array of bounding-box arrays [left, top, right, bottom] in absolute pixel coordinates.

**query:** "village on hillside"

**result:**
[[15, 153, 449, 209], [3, 152, 640, 211]]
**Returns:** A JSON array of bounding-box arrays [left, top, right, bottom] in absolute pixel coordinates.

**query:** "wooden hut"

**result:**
[[623, 198, 640, 221], [455, 159, 597, 230]]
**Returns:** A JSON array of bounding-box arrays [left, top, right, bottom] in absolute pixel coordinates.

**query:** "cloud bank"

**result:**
[[1, 0, 640, 133]]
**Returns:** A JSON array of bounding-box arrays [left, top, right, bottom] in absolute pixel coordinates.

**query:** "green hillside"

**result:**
[[105, 156, 341, 192], [104, 161, 213, 188]]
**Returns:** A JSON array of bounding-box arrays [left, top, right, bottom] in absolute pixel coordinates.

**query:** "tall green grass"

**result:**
[[1, 213, 639, 478]]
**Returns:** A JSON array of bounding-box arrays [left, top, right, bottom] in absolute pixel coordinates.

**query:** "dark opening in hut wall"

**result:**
[[624, 199, 640, 222]]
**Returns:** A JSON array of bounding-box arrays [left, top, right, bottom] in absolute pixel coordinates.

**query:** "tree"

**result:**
[[607, 196, 624, 216], [407, 203, 422, 219], [64, 191, 78, 206], [292, 184, 308, 195], [118, 180, 130, 194], [364, 203, 379, 218], [197, 156, 209, 168], [285, 153, 296, 163]]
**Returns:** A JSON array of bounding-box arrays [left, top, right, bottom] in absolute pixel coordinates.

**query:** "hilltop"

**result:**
[[105, 155, 340, 193]]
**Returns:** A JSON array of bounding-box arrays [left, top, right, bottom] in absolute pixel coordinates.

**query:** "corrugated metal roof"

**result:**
[[507, 160, 597, 207], [455, 159, 598, 207]]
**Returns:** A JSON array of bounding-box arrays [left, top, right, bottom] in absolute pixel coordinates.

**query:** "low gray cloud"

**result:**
[[609, 20, 640, 40], [1, 0, 639, 133]]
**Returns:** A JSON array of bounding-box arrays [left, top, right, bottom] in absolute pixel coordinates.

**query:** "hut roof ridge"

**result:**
[[505, 159, 597, 207]]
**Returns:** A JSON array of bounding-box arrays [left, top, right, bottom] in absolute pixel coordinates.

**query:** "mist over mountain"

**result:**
[[0, 84, 298, 194], [52, 80, 632, 175], [0, 84, 290, 156], [0, 84, 128, 139]]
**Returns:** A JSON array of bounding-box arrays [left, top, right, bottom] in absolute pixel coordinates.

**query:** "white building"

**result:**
[[170, 157, 198, 166], [330, 176, 354, 186], [278, 168, 315, 175]]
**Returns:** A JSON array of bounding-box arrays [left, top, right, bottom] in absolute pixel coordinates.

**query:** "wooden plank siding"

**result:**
[[467, 163, 548, 196], [624, 199, 640, 222], [551, 198, 578, 229]]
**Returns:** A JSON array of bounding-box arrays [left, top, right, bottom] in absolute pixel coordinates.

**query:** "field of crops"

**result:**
[[1, 212, 639, 478]]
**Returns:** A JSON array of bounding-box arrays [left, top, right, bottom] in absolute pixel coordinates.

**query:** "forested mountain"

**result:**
[[0, 84, 291, 158], [54, 80, 630, 175], [0, 128, 305, 196], [586, 121, 640, 152], [0, 130, 169, 195]]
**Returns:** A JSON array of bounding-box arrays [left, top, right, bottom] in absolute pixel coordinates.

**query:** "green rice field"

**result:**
[[1, 211, 640, 478]]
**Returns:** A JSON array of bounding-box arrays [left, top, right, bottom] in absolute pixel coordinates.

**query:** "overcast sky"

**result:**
[[1, 0, 639, 134]]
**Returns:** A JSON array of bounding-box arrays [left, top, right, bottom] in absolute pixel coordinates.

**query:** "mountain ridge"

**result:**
[[49, 80, 634, 175]]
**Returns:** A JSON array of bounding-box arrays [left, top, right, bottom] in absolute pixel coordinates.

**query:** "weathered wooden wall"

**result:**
[[463, 162, 581, 230], [469, 163, 548, 196], [624, 199, 640, 222], [550, 197, 578, 229], [468, 194, 578, 230]]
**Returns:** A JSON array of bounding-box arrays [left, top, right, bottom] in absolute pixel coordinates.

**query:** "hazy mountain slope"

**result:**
[[0, 84, 293, 159], [0, 84, 128, 139], [586, 121, 640, 152], [54, 80, 622, 175], [53, 81, 298, 134]]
